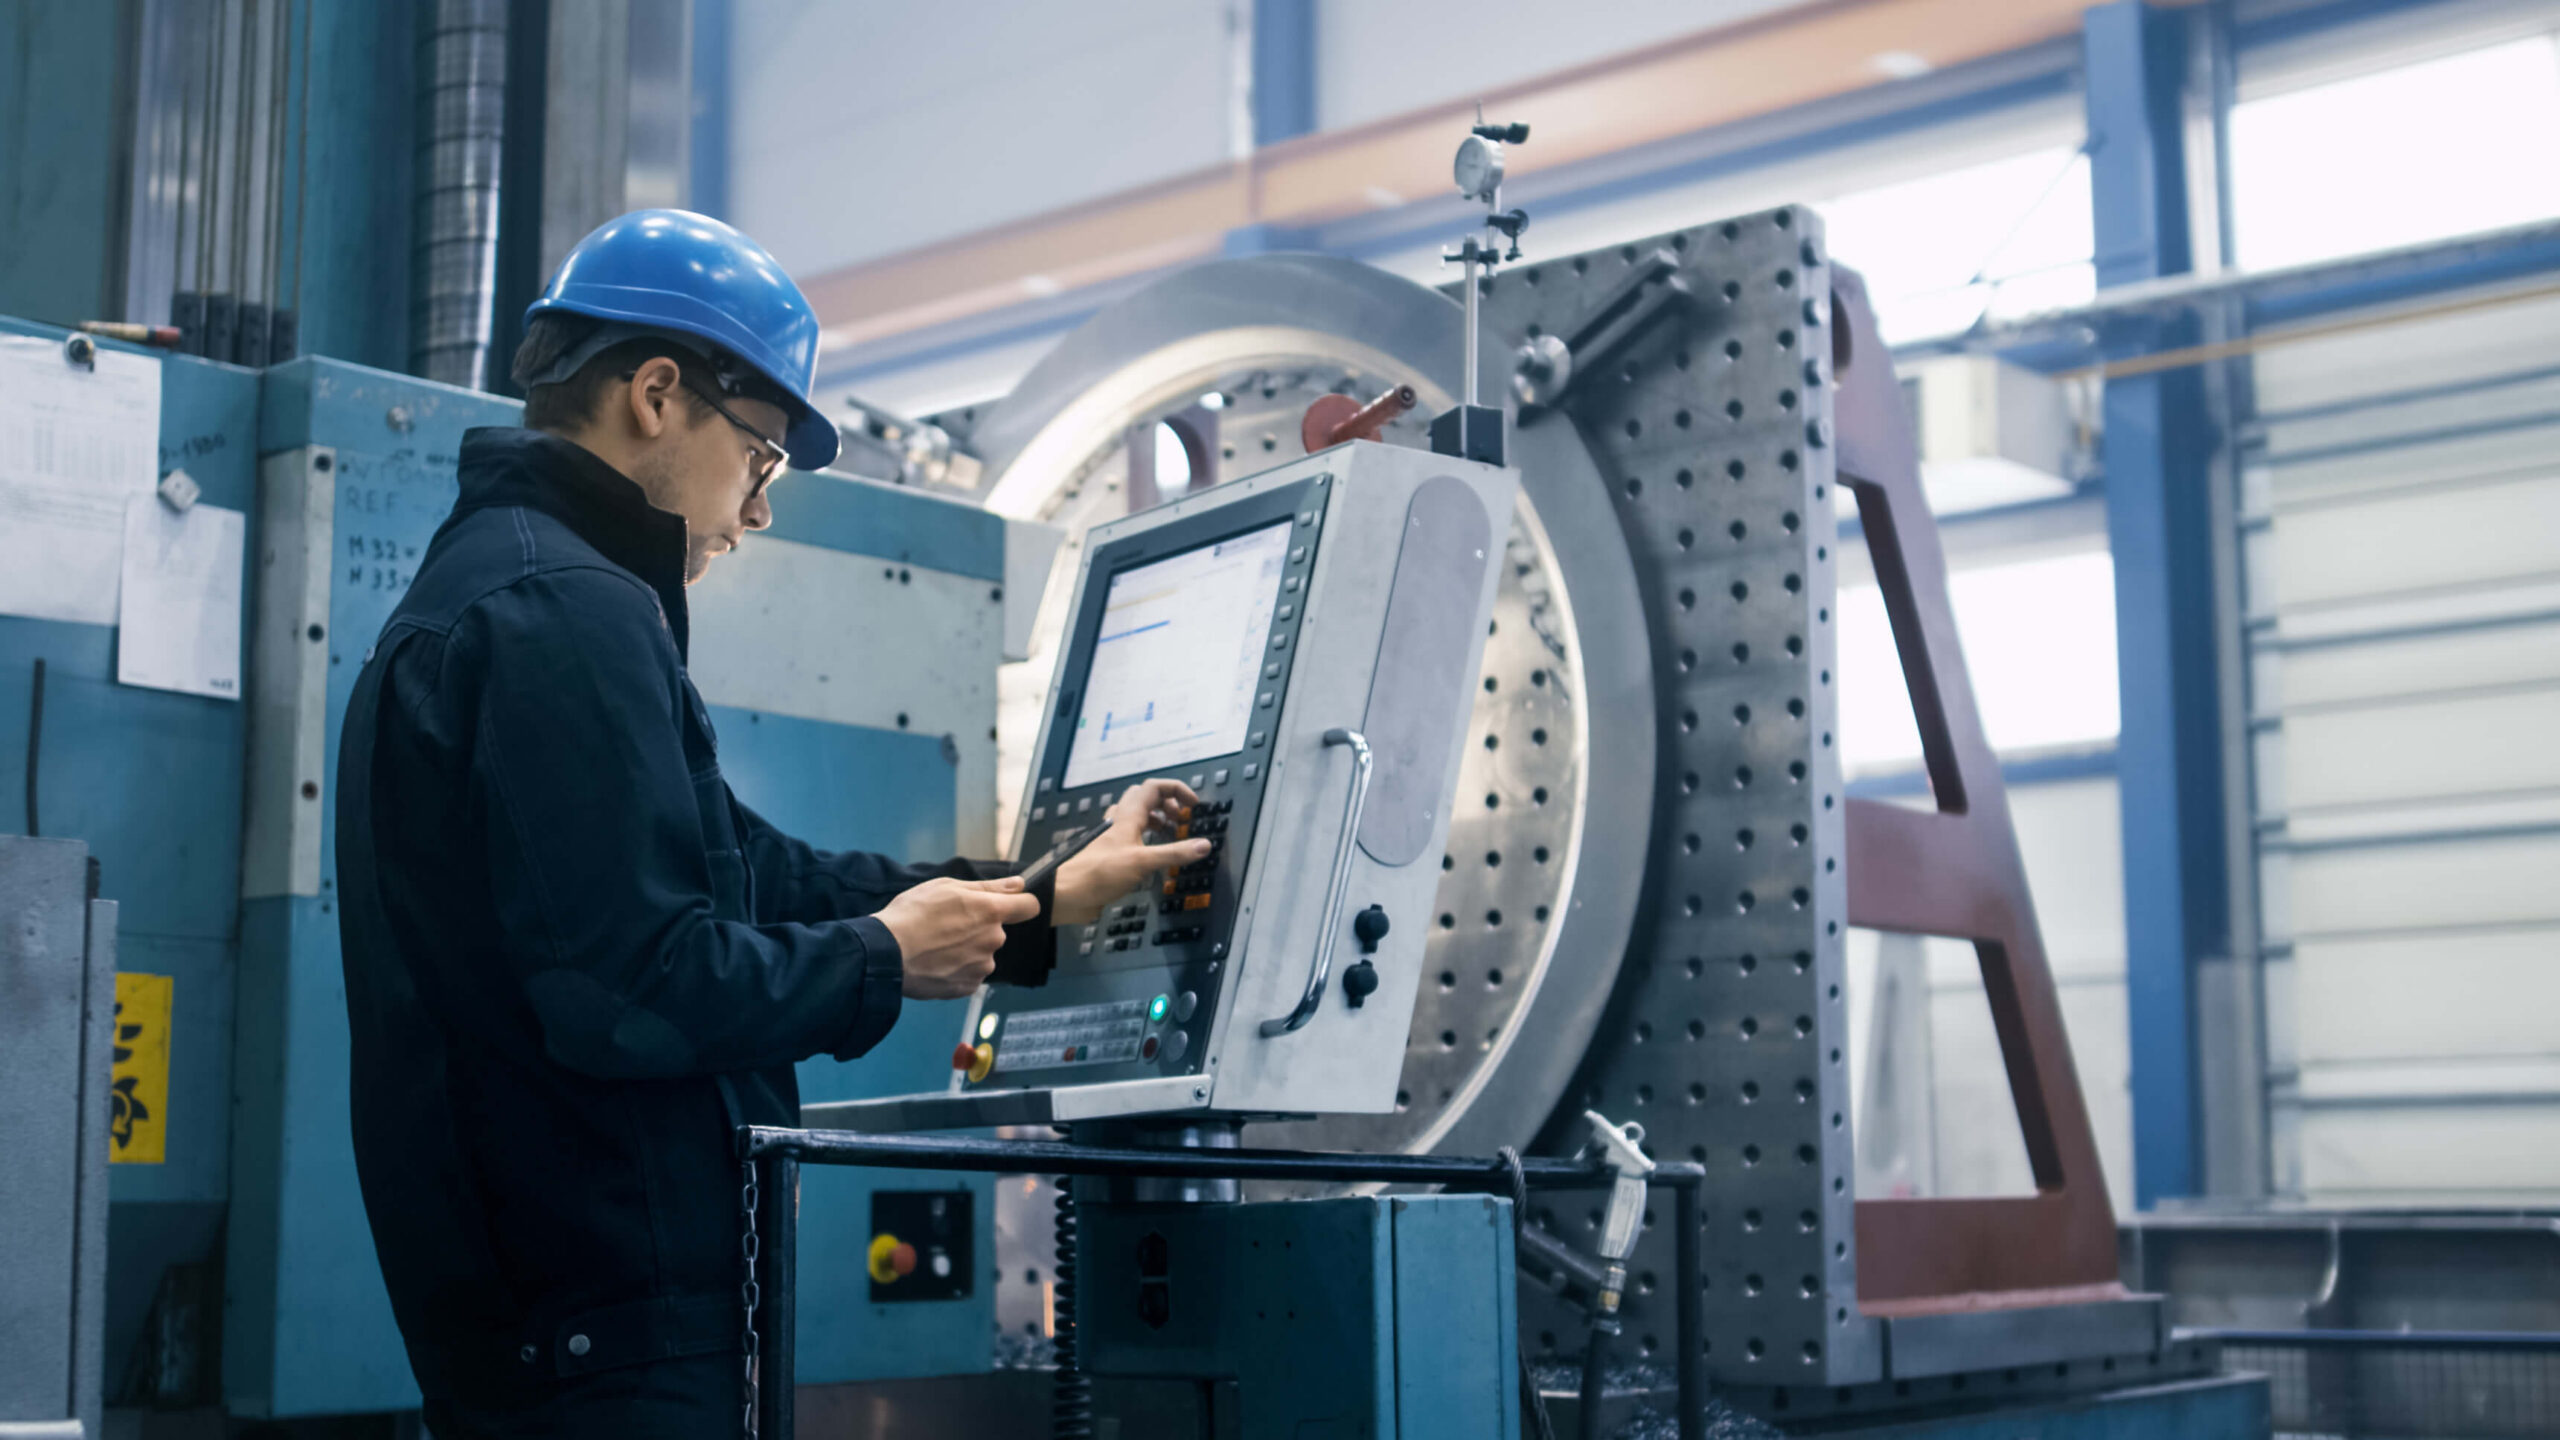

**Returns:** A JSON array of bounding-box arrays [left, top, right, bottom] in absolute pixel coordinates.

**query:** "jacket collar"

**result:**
[[453, 427, 694, 659]]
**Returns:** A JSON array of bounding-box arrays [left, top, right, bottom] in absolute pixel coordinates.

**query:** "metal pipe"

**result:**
[[229, 0, 258, 306], [754, 1153, 795, 1439], [1915, 216, 2560, 358], [740, 1126, 1634, 1191], [2189, 1328, 2560, 1352], [24, 658, 45, 837], [263, 0, 289, 309], [1674, 1181, 1700, 1440], [1462, 248, 1481, 406], [1319, 384, 1419, 447], [410, 0, 510, 388], [1517, 1221, 1612, 1296]]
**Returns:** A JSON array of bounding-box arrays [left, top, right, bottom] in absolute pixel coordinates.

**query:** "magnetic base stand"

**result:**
[[1431, 403, 1506, 465]]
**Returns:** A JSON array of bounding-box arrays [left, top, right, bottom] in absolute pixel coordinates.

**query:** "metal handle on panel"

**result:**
[[1261, 728, 1373, 1038]]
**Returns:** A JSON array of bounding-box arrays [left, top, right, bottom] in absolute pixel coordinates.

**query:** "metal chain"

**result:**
[[740, 1153, 761, 1440]]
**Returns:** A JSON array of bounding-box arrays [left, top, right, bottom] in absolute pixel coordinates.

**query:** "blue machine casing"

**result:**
[[0, 323, 1014, 1416], [1079, 1194, 1522, 1440]]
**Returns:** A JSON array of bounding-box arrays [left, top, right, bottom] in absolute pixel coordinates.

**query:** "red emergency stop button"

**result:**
[[867, 1233, 918, 1284], [952, 1041, 995, 1083]]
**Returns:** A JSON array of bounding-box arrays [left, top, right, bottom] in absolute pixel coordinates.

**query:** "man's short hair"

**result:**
[[510, 313, 789, 434]]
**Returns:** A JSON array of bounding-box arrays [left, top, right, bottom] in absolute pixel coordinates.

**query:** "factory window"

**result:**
[[1815, 144, 2095, 347], [1836, 549, 2118, 779], [2230, 33, 2560, 270]]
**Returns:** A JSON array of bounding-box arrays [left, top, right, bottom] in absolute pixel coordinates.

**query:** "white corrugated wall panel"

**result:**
[[2282, 688, 2560, 811], [2294, 926, 2560, 1062], [2245, 274, 2560, 1203]]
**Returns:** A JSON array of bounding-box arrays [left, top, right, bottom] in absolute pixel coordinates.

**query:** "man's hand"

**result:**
[[1053, 778, 1215, 927], [877, 876, 1043, 999]]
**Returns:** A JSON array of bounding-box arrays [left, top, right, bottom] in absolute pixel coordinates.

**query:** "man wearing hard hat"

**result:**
[[334, 211, 1211, 1436]]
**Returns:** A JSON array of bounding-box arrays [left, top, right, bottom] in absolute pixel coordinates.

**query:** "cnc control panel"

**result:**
[[810, 442, 1517, 1129]]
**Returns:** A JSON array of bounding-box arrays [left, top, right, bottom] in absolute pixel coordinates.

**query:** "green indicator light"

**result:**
[[1148, 994, 1169, 1024]]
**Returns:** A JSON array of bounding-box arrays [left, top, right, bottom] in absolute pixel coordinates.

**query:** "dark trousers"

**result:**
[[424, 1353, 740, 1439]]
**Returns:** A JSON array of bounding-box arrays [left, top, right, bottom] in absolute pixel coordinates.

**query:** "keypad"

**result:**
[[990, 999, 1158, 1074]]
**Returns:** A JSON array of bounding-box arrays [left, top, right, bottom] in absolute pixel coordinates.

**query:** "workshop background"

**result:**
[[3, 0, 2557, 1437]]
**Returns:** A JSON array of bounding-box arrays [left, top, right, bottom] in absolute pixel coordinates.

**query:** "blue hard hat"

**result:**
[[526, 209, 840, 470]]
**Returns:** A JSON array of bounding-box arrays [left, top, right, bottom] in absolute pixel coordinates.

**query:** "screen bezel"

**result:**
[[1038, 476, 1322, 798]]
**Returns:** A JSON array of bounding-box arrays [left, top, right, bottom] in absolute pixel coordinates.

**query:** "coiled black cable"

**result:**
[[1499, 1147, 1562, 1440], [1052, 1180, 1094, 1439]]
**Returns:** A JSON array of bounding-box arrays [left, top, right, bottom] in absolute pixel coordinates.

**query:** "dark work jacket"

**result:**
[[334, 427, 1051, 1408]]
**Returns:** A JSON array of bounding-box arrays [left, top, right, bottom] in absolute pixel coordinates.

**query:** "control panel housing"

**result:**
[[809, 441, 1516, 1128]]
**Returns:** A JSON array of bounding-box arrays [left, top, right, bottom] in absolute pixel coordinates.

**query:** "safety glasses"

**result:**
[[624, 366, 791, 497], [681, 376, 791, 498]]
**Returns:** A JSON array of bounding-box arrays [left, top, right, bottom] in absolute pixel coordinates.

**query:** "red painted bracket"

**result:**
[[1830, 268, 2124, 1313]]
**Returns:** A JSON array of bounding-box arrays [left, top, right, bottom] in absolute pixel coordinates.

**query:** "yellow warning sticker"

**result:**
[[111, 972, 172, 1165]]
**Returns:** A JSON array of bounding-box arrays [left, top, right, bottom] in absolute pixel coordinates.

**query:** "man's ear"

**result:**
[[626, 356, 685, 440]]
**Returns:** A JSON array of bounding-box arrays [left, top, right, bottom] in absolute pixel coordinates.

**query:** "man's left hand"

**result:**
[[1052, 778, 1214, 926]]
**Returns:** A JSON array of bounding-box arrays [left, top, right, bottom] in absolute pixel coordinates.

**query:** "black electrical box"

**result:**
[[866, 1189, 974, 1303]]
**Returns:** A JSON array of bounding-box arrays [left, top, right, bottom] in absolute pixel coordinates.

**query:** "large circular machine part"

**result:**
[[961, 256, 1655, 1162]]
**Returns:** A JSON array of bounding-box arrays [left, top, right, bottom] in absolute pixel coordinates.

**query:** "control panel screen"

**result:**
[[1062, 519, 1293, 790]]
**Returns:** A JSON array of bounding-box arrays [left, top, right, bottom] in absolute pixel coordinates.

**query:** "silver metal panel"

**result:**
[[687, 537, 1006, 856], [0, 838, 93, 1424], [1205, 446, 1513, 1118], [1356, 474, 1495, 869], [1881, 1297, 2163, 1380], [1000, 518, 1064, 664], [71, 897, 114, 1440], [241, 447, 335, 900]]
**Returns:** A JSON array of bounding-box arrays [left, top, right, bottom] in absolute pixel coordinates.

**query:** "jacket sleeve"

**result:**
[[731, 796, 1060, 987], [463, 567, 903, 1078]]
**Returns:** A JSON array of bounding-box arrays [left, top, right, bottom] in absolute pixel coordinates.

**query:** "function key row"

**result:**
[[1006, 998, 1148, 1036]]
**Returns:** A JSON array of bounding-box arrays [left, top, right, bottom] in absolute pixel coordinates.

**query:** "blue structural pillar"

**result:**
[[2084, 1, 2227, 1207], [1225, 0, 1316, 257], [689, 0, 732, 219], [1252, 0, 1317, 147]]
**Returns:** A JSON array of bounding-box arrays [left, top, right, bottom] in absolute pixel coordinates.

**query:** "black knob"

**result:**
[[1353, 905, 1391, 954], [1342, 959, 1379, 1009]]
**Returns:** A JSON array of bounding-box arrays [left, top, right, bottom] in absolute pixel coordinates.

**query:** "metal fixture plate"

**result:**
[[1483, 209, 1874, 1385]]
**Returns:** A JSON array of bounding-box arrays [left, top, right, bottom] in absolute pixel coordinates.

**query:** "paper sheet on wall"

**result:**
[[117, 495, 244, 701], [0, 336, 163, 625]]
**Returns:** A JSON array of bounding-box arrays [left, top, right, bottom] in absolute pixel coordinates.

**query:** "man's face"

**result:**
[[622, 356, 786, 584]]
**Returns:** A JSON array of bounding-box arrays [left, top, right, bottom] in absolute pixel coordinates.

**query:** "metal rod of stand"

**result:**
[[1674, 1181, 1701, 1440], [1462, 244, 1481, 406], [756, 1153, 797, 1440]]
